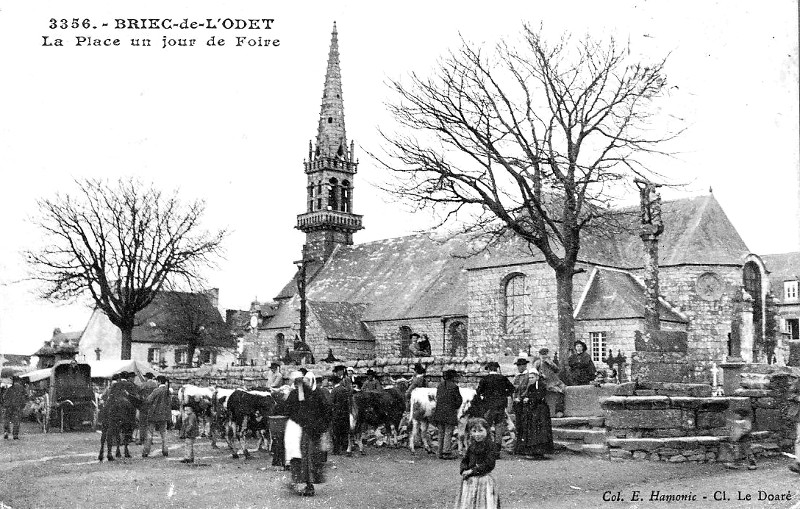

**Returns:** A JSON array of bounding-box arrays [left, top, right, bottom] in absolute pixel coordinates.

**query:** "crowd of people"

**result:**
[[4, 339, 800, 507]]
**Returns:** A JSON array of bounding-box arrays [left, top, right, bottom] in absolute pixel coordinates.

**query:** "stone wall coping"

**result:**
[[608, 436, 722, 451]]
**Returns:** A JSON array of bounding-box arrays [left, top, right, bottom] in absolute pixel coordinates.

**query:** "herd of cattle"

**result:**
[[93, 377, 492, 463]]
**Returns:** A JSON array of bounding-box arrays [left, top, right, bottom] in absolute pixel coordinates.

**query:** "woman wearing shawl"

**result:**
[[512, 357, 554, 459], [284, 371, 331, 497], [567, 340, 596, 386]]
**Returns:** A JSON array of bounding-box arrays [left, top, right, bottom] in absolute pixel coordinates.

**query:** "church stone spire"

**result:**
[[315, 22, 349, 160], [296, 22, 363, 262]]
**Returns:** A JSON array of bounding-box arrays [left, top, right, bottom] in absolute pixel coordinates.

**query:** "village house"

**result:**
[[33, 328, 84, 369], [77, 289, 238, 368], [760, 252, 800, 343], [234, 24, 793, 382]]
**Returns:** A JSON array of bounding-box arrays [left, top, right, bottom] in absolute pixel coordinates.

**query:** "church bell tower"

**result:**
[[296, 22, 363, 262]]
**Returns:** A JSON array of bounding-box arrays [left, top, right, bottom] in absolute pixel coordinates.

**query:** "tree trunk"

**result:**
[[187, 342, 197, 368], [555, 267, 576, 371], [121, 327, 133, 360]]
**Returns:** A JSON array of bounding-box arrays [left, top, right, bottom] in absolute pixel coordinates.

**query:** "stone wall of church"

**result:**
[[365, 318, 450, 358], [467, 262, 592, 357], [654, 264, 743, 382]]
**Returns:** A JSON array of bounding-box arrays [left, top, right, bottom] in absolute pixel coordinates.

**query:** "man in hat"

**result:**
[[137, 372, 158, 444], [431, 369, 462, 459], [2, 377, 26, 440], [361, 370, 382, 392], [142, 375, 171, 458], [267, 361, 284, 390], [405, 363, 428, 412], [476, 361, 515, 453]]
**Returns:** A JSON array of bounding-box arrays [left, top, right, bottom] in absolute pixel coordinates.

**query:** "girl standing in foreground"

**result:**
[[454, 418, 500, 509]]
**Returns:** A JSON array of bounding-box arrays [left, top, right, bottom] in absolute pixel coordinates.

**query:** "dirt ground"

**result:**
[[1, 422, 799, 509]]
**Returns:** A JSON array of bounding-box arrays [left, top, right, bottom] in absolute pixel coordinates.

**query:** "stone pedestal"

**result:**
[[720, 359, 745, 396]]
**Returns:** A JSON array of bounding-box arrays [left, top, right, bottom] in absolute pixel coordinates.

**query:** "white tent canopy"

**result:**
[[86, 360, 159, 380], [21, 367, 52, 383]]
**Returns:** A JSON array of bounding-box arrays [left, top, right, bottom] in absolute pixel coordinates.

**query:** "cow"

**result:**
[[408, 386, 476, 455], [177, 385, 216, 437], [224, 389, 276, 459], [347, 385, 406, 456], [98, 392, 142, 462]]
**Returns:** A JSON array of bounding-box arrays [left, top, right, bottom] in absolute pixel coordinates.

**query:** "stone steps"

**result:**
[[553, 428, 607, 444], [556, 440, 609, 457], [551, 416, 605, 428]]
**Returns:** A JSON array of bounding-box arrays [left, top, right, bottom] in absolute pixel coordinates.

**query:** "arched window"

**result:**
[[448, 321, 468, 357], [399, 326, 412, 357], [316, 182, 323, 210], [276, 333, 285, 357], [307, 184, 314, 212], [341, 180, 351, 212], [328, 178, 338, 211], [504, 274, 528, 334]]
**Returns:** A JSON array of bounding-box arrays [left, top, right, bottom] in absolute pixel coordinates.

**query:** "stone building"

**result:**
[[34, 328, 83, 369], [760, 252, 800, 361], [241, 23, 787, 382], [77, 289, 237, 368]]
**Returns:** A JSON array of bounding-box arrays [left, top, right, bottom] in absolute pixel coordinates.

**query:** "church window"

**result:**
[[784, 280, 798, 301], [276, 333, 285, 356], [328, 178, 338, 210], [341, 181, 350, 212], [589, 332, 607, 362], [399, 326, 412, 357], [503, 274, 528, 334], [448, 321, 468, 357], [308, 185, 314, 212], [317, 182, 323, 210], [328, 117, 333, 123]]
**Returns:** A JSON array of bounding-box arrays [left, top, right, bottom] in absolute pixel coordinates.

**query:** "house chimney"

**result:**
[[52, 327, 62, 338], [205, 288, 220, 308]]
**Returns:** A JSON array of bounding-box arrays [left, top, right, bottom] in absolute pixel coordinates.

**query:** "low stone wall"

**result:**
[[602, 394, 729, 438], [736, 364, 799, 453], [607, 431, 780, 463], [162, 355, 512, 389]]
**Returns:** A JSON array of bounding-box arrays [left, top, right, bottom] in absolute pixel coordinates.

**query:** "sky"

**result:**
[[0, 0, 798, 355]]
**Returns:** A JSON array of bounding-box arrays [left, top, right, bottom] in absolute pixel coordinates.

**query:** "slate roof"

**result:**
[[0, 354, 32, 367], [467, 194, 749, 270], [305, 233, 470, 321], [131, 292, 235, 348], [575, 268, 688, 323], [308, 301, 374, 341], [761, 252, 800, 304]]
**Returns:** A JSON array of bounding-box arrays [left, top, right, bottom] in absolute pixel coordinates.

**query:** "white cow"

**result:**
[[408, 386, 476, 455]]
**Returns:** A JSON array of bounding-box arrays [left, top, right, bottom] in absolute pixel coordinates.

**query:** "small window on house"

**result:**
[[787, 318, 800, 340], [589, 332, 607, 363], [147, 348, 161, 364], [784, 281, 798, 301], [504, 274, 528, 334], [174, 348, 188, 366], [199, 350, 216, 364]]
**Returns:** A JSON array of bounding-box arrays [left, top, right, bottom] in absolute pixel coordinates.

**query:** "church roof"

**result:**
[[305, 233, 470, 321], [467, 194, 749, 270], [308, 301, 374, 341], [761, 252, 800, 303], [575, 268, 688, 323], [315, 22, 349, 159]]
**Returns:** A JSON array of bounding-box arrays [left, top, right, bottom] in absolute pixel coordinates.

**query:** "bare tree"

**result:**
[[26, 178, 227, 360], [377, 25, 679, 362]]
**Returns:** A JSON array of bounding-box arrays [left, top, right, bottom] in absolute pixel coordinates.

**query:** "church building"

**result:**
[[238, 23, 794, 382]]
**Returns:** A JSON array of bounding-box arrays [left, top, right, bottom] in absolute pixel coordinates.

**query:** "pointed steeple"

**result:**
[[297, 22, 363, 262], [315, 22, 348, 160]]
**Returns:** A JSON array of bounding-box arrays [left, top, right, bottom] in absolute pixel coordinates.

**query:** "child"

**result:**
[[726, 408, 756, 470], [454, 418, 500, 509], [179, 404, 198, 464]]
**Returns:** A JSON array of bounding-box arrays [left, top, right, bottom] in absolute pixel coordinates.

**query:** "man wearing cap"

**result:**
[[142, 375, 171, 458], [432, 369, 462, 459], [361, 370, 382, 392], [476, 361, 515, 453], [2, 377, 26, 440], [267, 362, 284, 390]]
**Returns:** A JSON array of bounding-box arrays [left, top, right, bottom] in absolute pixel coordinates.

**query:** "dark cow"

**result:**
[[98, 392, 142, 462], [348, 386, 406, 455], [225, 390, 276, 459]]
